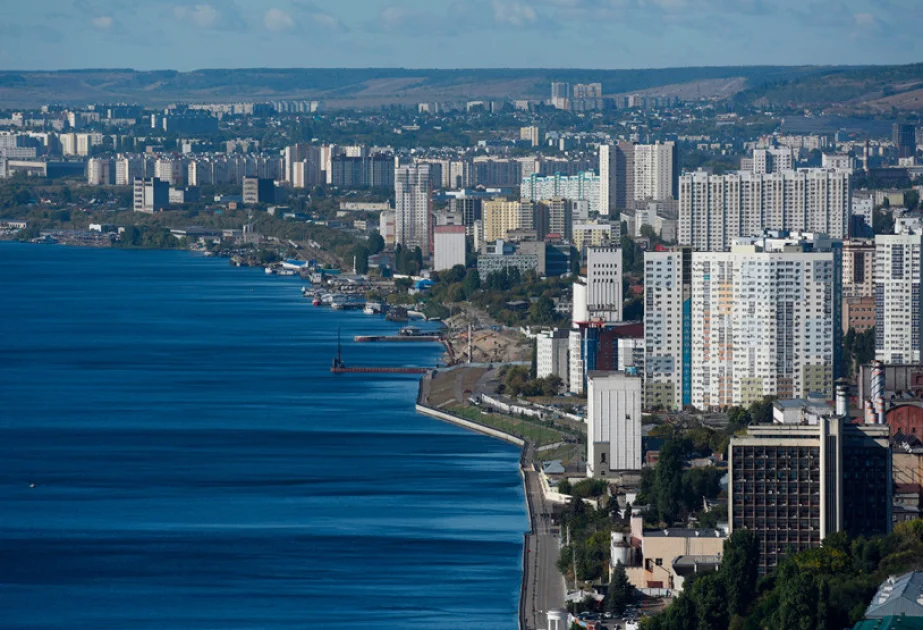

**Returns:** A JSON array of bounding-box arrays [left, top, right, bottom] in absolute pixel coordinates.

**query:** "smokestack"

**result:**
[[871, 361, 886, 425], [836, 384, 848, 417]]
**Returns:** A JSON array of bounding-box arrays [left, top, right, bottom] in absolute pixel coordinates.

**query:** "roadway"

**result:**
[[522, 444, 566, 630]]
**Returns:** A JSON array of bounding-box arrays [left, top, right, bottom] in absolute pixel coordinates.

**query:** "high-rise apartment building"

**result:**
[[482, 199, 533, 242], [599, 142, 634, 216], [644, 248, 693, 410], [744, 147, 795, 175], [586, 371, 643, 477], [875, 230, 923, 363], [520, 126, 541, 147], [843, 239, 876, 298], [521, 172, 601, 214], [546, 199, 573, 241], [87, 157, 115, 185], [645, 234, 841, 411], [678, 169, 850, 251], [395, 165, 432, 256], [633, 141, 677, 201], [730, 417, 890, 574], [586, 246, 623, 323]]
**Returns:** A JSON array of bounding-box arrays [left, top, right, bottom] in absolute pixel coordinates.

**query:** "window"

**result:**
[[655, 558, 663, 566]]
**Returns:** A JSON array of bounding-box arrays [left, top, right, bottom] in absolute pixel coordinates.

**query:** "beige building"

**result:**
[[573, 221, 618, 251], [482, 199, 533, 242], [616, 515, 726, 592]]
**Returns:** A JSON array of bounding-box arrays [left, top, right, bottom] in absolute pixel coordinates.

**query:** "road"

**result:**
[[522, 444, 566, 630]]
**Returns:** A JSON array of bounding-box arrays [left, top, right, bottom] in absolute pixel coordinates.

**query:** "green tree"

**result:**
[[352, 245, 370, 274], [654, 439, 685, 525], [690, 573, 728, 630], [606, 561, 634, 616], [368, 231, 385, 254], [462, 269, 481, 294], [721, 529, 760, 617]]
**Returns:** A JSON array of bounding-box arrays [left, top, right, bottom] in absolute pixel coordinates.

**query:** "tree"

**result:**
[[690, 573, 728, 630], [721, 530, 760, 617], [352, 245, 370, 274], [368, 231, 385, 254], [654, 439, 685, 525], [606, 561, 634, 616], [462, 269, 481, 295]]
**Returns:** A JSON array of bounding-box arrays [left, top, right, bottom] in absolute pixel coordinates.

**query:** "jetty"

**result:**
[[330, 329, 432, 375], [353, 335, 443, 343]]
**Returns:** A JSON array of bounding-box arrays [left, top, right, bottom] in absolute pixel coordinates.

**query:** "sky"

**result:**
[[0, 0, 920, 71]]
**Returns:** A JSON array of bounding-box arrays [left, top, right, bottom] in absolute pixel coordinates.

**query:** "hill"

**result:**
[[0, 66, 843, 108], [736, 62, 923, 113]]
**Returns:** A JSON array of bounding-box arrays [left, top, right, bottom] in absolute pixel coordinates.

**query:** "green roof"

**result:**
[[854, 616, 923, 630]]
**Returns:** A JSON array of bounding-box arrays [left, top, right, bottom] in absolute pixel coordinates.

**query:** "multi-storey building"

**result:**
[[586, 371, 643, 477], [599, 142, 635, 216], [644, 248, 692, 410], [573, 221, 619, 251], [546, 199, 573, 241], [875, 230, 923, 363], [730, 416, 891, 574], [132, 177, 168, 213], [86, 157, 115, 185], [520, 172, 600, 214], [843, 239, 876, 298], [633, 141, 677, 201], [433, 225, 466, 271], [536, 329, 570, 386], [242, 177, 274, 205], [482, 199, 533, 242], [395, 164, 432, 256], [586, 246, 623, 323], [678, 169, 850, 251], [645, 234, 841, 411]]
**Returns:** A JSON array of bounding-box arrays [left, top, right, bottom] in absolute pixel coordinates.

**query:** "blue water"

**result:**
[[0, 243, 526, 629]]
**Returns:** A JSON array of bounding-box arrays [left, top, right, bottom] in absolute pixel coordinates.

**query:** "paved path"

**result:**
[[522, 444, 566, 630]]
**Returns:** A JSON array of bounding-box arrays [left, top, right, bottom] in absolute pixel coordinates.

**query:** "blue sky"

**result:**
[[0, 0, 920, 70]]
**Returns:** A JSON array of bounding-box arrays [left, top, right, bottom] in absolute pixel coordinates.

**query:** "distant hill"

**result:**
[[0, 66, 846, 109], [735, 63, 923, 113]]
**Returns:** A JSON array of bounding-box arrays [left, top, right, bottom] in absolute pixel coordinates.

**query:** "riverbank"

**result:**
[[416, 370, 566, 630]]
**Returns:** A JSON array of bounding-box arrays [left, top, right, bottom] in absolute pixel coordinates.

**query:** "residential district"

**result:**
[[4, 82, 923, 630]]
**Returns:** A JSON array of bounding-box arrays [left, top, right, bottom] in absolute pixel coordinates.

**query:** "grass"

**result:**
[[446, 405, 568, 447]]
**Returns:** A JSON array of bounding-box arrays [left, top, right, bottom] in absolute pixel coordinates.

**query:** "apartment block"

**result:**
[[679, 169, 850, 251], [730, 418, 891, 574], [395, 165, 432, 256], [875, 231, 923, 363]]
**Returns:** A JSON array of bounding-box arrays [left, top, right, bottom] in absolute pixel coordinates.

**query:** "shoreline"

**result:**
[[3, 239, 542, 628]]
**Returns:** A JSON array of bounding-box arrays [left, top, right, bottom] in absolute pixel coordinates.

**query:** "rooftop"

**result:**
[[865, 572, 923, 620]]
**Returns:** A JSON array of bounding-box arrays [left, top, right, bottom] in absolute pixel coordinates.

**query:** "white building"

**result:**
[[520, 172, 601, 214], [746, 147, 795, 174], [86, 157, 114, 185], [395, 164, 432, 256], [537, 329, 570, 387], [587, 371, 643, 477], [633, 141, 676, 201], [645, 233, 842, 411], [433, 225, 466, 271], [586, 246, 623, 323], [678, 169, 850, 251], [644, 249, 690, 411], [875, 230, 923, 363]]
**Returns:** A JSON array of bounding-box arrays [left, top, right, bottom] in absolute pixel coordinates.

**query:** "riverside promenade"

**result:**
[[416, 371, 565, 630]]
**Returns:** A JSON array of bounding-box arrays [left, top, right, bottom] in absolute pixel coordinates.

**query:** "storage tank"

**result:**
[[836, 383, 849, 417], [547, 608, 569, 630], [610, 531, 632, 568]]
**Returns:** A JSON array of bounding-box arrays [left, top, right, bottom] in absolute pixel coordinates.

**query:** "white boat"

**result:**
[[363, 302, 383, 315]]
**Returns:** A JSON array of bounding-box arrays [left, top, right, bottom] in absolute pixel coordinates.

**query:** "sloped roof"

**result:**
[[866, 572, 923, 619]]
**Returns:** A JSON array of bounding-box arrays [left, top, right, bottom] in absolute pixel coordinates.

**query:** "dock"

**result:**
[[354, 335, 443, 343], [331, 366, 430, 374]]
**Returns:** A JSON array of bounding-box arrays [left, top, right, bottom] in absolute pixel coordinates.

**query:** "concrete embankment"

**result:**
[[414, 399, 562, 630]]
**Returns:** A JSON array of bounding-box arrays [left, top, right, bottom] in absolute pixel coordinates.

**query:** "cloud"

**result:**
[[172, 2, 245, 30], [492, 0, 538, 25], [91, 15, 114, 29], [264, 7, 295, 32], [853, 12, 875, 26], [292, 1, 349, 32]]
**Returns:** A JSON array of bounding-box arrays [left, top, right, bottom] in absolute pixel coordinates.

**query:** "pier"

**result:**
[[331, 366, 430, 374], [353, 335, 443, 343]]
